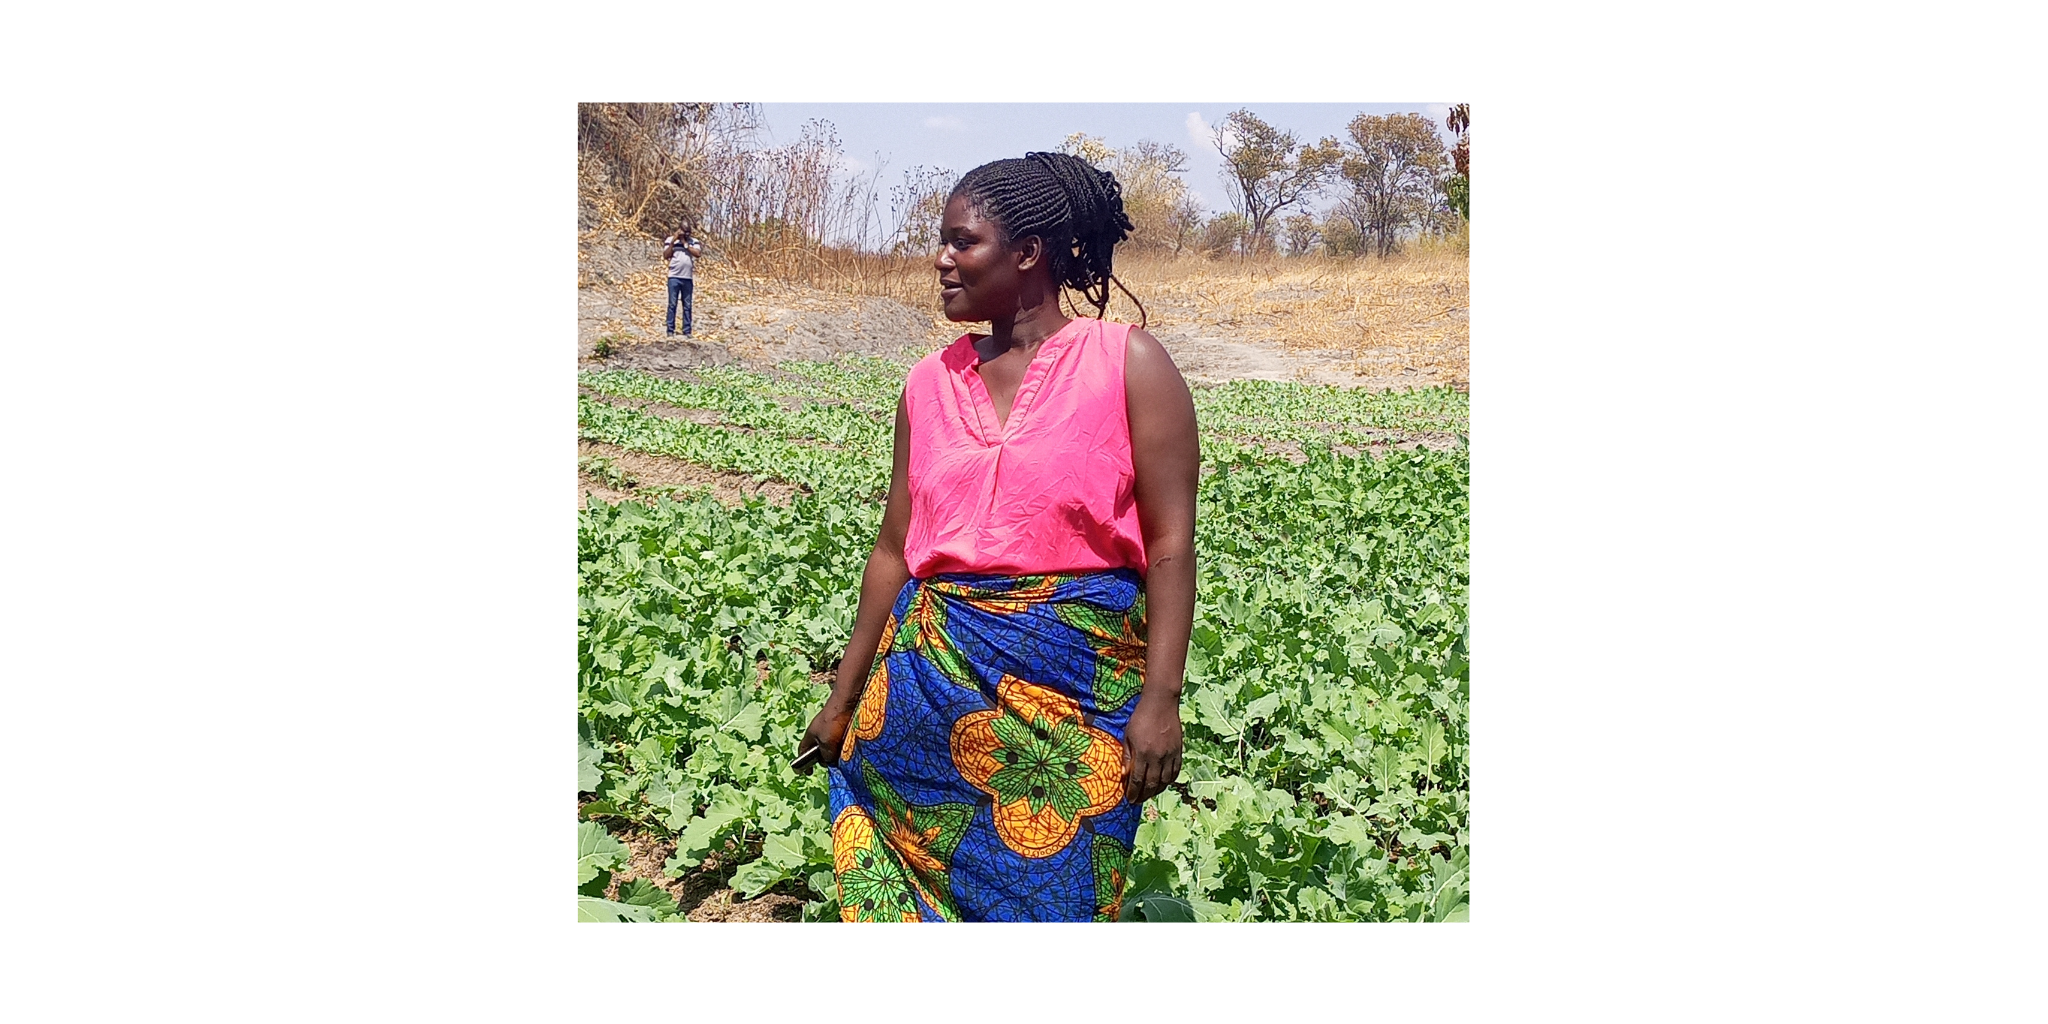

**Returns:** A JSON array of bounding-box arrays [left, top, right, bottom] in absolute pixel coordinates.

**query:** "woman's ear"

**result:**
[[1014, 234, 1045, 272]]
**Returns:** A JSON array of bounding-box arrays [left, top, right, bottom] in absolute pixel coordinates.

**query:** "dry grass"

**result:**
[[582, 220, 1467, 388], [1103, 244, 1468, 386]]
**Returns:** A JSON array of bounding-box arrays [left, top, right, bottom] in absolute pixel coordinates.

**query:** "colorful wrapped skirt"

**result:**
[[828, 569, 1147, 922]]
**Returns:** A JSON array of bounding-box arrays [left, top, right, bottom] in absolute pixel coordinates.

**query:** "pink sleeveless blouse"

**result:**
[[900, 317, 1148, 579]]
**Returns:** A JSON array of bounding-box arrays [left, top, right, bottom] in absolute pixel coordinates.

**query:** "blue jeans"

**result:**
[[665, 277, 693, 336]]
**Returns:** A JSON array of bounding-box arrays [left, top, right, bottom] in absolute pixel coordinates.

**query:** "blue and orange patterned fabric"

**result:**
[[828, 568, 1148, 922]]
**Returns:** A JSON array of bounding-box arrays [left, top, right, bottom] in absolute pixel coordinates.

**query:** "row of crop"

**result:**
[[1193, 380, 1468, 434], [577, 493, 881, 921], [1155, 444, 1469, 920], [578, 439, 1468, 922], [579, 370, 891, 452], [688, 355, 1473, 439], [577, 397, 889, 501], [1197, 412, 1465, 462], [710, 357, 910, 412], [580, 367, 1467, 488]]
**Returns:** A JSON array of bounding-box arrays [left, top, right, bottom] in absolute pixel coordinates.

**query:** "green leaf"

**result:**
[[1369, 743, 1411, 794], [1132, 894, 1196, 922], [730, 856, 793, 899], [1323, 814, 1378, 849], [643, 772, 696, 832], [1428, 861, 1469, 922], [1193, 687, 1238, 737], [1243, 692, 1281, 723], [722, 702, 766, 743], [1296, 886, 1338, 921], [617, 878, 679, 917], [577, 821, 628, 887], [578, 736, 604, 792], [1418, 718, 1448, 779], [1126, 855, 1178, 894], [1318, 717, 1359, 744], [672, 792, 749, 867], [807, 869, 836, 901], [577, 896, 657, 922], [760, 829, 807, 870]]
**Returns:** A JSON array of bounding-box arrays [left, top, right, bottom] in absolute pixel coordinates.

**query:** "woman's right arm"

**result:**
[[797, 393, 913, 770]]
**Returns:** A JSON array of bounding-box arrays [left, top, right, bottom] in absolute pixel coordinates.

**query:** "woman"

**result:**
[[798, 152, 1199, 922]]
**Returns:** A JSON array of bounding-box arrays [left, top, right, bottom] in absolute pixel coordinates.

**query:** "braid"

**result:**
[[951, 151, 1137, 318]]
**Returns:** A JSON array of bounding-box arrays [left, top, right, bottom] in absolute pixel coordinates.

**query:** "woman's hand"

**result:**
[[796, 395, 913, 779], [1122, 694, 1183, 805], [796, 696, 855, 775]]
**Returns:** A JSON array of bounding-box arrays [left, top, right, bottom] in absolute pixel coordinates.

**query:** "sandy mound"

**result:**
[[707, 296, 931, 366], [578, 230, 939, 371]]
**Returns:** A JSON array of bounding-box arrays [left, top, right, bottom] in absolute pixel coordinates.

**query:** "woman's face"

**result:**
[[934, 193, 1026, 323]]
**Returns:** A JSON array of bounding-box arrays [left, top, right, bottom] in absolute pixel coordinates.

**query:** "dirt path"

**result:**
[[1150, 328, 1363, 387], [582, 306, 1404, 391]]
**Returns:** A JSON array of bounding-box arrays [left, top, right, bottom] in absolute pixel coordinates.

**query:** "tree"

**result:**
[[576, 102, 727, 235], [1328, 194, 1371, 255], [1338, 112, 1448, 257], [1445, 103, 1471, 222], [888, 165, 954, 256], [1167, 192, 1205, 256], [1061, 133, 1198, 253], [1213, 109, 1342, 253], [1058, 131, 1118, 169], [1319, 212, 1365, 257], [1200, 212, 1250, 259], [1282, 212, 1323, 256]]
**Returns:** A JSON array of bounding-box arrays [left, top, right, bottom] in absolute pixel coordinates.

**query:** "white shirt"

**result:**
[[666, 238, 696, 279]]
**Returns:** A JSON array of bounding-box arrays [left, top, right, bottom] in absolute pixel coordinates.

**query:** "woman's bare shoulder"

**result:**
[[1122, 324, 1185, 385]]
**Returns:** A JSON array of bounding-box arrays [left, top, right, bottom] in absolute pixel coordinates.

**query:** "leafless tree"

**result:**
[[888, 165, 955, 256], [1167, 192, 1205, 256]]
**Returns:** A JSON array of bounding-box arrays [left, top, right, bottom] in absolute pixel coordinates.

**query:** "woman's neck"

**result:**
[[982, 295, 1072, 361]]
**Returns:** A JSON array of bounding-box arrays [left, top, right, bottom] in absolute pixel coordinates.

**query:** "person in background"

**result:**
[[662, 225, 701, 337]]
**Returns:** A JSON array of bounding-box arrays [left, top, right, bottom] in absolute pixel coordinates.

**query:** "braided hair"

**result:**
[[951, 151, 1143, 322]]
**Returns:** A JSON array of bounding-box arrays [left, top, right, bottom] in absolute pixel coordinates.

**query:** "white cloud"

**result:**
[[922, 115, 964, 131], [1185, 111, 1220, 154]]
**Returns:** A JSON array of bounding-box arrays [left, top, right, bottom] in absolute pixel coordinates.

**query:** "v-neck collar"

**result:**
[[961, 318, 1086, 443]]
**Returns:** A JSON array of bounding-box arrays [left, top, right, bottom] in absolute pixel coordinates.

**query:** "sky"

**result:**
[[751, 102, 1455, 238]]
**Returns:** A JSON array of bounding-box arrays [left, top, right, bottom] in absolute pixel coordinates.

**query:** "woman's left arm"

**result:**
[[1123, 326, 1199, 805]]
